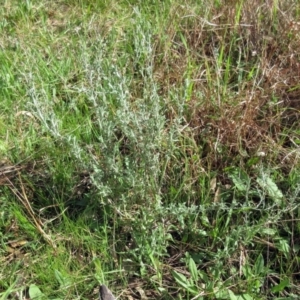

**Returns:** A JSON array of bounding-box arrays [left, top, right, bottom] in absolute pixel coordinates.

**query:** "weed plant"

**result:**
[[1, 0, 300, 299]]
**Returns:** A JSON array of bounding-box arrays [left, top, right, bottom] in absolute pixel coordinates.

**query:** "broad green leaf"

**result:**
[[29, 284, 45, 300], [227, 168, 249, 192], [239, 294, 254, 300], [188, 257, 198, 282], [172, 271, 197, 295], [256, 176, 283, 204], [254, 253, 264, 275], [215, 289, 239, 300], [271, 278, 290, 292], [215, 290, 231, 299], [242, 265, 252, 278], [262, 228, 276, 235], [172, 270, 189, 289], [201, 215, 210, 227], [276, 239, 290, 258], [198, 270, 209, 283], [54, 270, 72, 289], [228, 289, 238, 300]]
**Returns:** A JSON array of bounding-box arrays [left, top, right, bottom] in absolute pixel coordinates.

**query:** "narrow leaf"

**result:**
[[254, 253, 264, 275]]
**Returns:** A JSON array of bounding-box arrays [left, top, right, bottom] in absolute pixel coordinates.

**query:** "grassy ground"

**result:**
[[1, 0, 300, 299]]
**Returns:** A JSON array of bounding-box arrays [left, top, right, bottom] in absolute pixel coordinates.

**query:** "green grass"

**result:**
[[1, 0, 300, 299]]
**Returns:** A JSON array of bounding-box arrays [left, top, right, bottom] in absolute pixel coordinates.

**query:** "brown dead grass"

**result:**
[[154, 0, 300, 175]]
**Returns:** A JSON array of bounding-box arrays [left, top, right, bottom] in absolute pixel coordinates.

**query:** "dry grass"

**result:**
[[1, 0, 300, 299]]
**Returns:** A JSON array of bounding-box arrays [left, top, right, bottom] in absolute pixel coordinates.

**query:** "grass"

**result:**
[[1, 0, 300, 299]]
